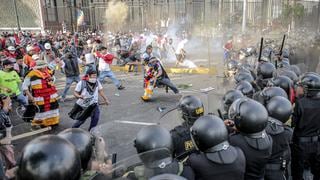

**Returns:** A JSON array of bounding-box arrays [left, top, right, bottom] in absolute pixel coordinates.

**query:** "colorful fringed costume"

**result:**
[[22, 69, 59, 126], [141, 66, 156, 101]]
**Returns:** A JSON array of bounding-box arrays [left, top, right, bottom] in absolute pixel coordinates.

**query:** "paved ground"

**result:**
[[10, 67, 235, 161]]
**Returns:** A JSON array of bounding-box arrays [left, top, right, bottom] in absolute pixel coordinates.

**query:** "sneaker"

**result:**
[[118, 85, 125, 90]]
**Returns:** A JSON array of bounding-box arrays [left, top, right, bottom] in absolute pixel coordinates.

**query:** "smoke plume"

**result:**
[[105, 0, 128, 31]]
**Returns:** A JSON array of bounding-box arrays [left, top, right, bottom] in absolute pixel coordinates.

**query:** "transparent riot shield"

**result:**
[[93, 148, 172, 179]]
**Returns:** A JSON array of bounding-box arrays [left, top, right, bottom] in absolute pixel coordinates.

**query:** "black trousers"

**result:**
[[291, 141, 320, 180], [265, 169, 286, 180]]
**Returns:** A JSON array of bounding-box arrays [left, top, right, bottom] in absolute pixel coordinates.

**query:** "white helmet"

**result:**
[[44, 43, 51, 50], [32, 54, 40, 60], [8, 46, 16, 51], [26, 45, 34, 52]]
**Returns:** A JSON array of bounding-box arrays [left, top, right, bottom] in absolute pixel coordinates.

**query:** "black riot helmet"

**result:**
[[235, 81, 255, 98], [134, 125, 173, 168], [257, 62, 275, 79], [298, 72, 320, 92], [178, 95, 204, 125], [191, 115, 228, 152], [290, 65, 301, 77], [17, 135, 81, 180], [282, 49, 290, 58], [228, 98, 268, 134], [235, 72, 254, 84], [268, 75, 294, 96], [222, 90, 244, 112], [58, 128, 94, 171], [255, 87, 288, 105], [266, 96, 292, 123], [278, 69, 299, 83]]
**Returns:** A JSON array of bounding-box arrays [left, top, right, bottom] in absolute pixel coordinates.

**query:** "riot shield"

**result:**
[[94, 148, 172, 179]]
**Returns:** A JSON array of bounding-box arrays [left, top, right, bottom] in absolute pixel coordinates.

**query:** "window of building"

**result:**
[[45, 0, 58, 22]]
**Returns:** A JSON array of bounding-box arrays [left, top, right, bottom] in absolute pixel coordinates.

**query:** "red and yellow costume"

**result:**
[[141, 66, 156, 101], [23, 69, 59, 126]]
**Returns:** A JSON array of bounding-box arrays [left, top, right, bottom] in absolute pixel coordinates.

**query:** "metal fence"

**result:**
[[0, 0, 41, 30]]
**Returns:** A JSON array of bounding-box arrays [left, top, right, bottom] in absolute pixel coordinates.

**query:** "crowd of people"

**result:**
[[0, 28, 319, 180]]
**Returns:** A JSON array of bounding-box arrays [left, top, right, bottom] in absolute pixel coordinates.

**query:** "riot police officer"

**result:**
[[264, 96, 293, 180], [291, 73, 320, 180], [256, 62, 276, 89], [221, 90, 244, 119], [228, 98, 273, 180], [129, 125, 194, 180], [170, 95, 204, 161], [253, 87, 288, 106], [58, 128, 111, 179], [235, 80, 255, 98], [235, 72, 255, 85], [17, 135, 82, 180], [58, 128, 94, 171], [268, 75, 295, 103], [290, 65, 301, 77], [186, 115, 246, 180]]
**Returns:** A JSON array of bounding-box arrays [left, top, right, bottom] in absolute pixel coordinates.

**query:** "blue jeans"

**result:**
[[157, 78, 179, 94], [223, 50, 230, 64], [12, 93, 28, 107], [62, 75, 80, 99], [85, 64, 96, 74], [72, 105, 100, 131], [98, 71, 121, 88]]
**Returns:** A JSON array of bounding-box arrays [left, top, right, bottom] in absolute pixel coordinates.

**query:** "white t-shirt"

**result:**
[[85, 53, 96, 65], [75, 80, 103, 107], [98, 57, 111, 72], [175, 39, 188, 54]]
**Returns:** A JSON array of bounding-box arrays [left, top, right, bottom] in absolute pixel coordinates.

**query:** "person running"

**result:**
[[70, 68, 109, 131]]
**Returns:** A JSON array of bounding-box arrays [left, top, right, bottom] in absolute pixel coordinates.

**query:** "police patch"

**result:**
[[195, 107, 204, 114]]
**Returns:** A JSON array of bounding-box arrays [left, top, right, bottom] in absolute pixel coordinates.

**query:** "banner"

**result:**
[[76, 9, 84, 27]]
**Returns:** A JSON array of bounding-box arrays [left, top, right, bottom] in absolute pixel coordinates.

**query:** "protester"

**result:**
[[0, 59, 27, 107], [60, 49, 82, 102], [22, 60, 59, 127], [70, 68, 109, 131], [96, 46, 125, 90]]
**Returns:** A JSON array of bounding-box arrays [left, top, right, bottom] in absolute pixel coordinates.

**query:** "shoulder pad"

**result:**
[[172, 125, 188, 135], [244, 133, 272, 150], [266, 118, 284, 135], [205, 146, 238, 164]]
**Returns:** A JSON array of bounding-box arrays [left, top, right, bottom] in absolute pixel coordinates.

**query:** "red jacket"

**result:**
[[96, 52, 114, 65]]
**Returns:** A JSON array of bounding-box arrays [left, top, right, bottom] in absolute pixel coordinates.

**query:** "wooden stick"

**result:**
[[11, 127, 52, 141]]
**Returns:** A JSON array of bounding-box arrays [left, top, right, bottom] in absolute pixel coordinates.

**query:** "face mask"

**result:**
[[7, 67, 14, 71], [88, 78, 97, 83]]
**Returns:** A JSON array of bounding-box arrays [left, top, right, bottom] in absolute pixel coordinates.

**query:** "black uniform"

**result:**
[[256, 78, 270, 90], [170, 124, 196, 161], [186, 147, 246, 180], [291, 94, 320, 180], [229, 133, 273, 180], [265, 117, 293, 180]]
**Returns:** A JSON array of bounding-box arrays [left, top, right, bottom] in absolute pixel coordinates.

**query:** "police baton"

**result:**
[[258, 37, 264, 62]]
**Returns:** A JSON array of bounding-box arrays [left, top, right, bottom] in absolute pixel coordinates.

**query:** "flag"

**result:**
[[76, 9, 84, 26]]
